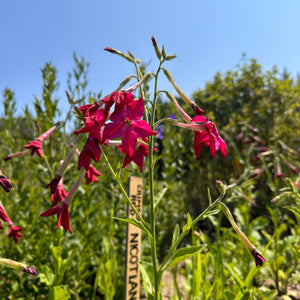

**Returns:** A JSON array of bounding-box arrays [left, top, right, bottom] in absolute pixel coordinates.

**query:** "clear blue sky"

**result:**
[[1, 1, 300, 116]]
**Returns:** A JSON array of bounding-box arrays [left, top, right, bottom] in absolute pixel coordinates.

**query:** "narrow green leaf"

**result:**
[[113, 216, 148, 232], [207, 188, 212, 206], [182, 213, 193, 233], [201, 209, 220, 220], [154, 187, 168, 216], [139, 261, 154, 297], [224, 263, 245, 292], [163, 245, 205, 271], [171, 224, 180, 246]]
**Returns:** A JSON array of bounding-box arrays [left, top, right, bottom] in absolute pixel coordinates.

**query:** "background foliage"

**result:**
[[0, 54, 299, 299]]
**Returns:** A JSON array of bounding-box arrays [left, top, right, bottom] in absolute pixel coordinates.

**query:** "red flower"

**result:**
[[0, 174, 12, 193], [274, 163, 285, 178], [51, 179, 68, 206], [117, 138, 151, 172], [24, 140, 43, 157], [0, 205, 11, 222], [78, 137, 102, 171], [74, 108, 108, 142], [8, 224, 24, 243], [251, 250, 267, 267], [102, 91, 134, 112], [192, 116, 227, 158], [103, 97, 157, 156], [86, 165, 101, 185], [46, 176, 62, 194], [40, 202, 72, 233], [77, 102, 100, 118]]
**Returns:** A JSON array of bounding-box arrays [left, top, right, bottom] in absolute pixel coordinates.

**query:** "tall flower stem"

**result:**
[[148, 59, 163, 299], [159, 193, 225, 272], [101, 149, 151, 236]]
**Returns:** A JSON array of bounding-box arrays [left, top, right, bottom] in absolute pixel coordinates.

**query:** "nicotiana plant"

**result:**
[[2, 37, 266, 298]]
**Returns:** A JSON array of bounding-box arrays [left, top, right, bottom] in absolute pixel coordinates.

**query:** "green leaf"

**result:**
[[224, 263, 245, 292], [139, 261, 154, 297], [154, 187, 168, 217], [49, 286, 71, 300], [288, 243, 300, 261], [171, 224, 180, 247], [163, 245, 205, 271], [182, 213, 193, 233], [38, 265, 55, 286], [113, 216, 148, 232]]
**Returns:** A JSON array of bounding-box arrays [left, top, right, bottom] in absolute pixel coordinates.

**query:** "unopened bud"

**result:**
[[216, 180, 226, 195], [151, 36, 161, 60]]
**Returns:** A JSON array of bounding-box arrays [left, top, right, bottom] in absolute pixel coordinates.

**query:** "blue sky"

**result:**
[[1, 1, 300, 116]]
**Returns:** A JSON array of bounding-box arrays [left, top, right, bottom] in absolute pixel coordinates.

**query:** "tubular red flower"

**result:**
[[0, 174, 12, 193], [40, 203, 72, 234], [192, 116, 227, 158], [117, 138, 151, 172], [8, 225, 24, 243], [51, 179, 68, 206], [23, 140, 43, 157], [103, 97, 157, 156], [74, 108, 108, 142], [78, 137, 102, 171], [85, 165, 101, 185]]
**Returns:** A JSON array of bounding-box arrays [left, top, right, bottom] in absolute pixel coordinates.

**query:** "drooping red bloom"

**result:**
[[117, 138, 151, 172], [40, 202, 72, 233], [274, 163, 285, 178], [77, 102, 100, 118], [46, 176, 62, 194], [23, 140, 43, 157], [74, 108, 108, 142], [283, 159, 298, 174], [0, 174, 12, 193], [102, 91, 134, 113], [86, 165, 101, 185], [251, 250, 267, 267], [192, 116, 227, 158], [51, 179, 68, 206], [8, 224, 24, 243], [103, 97, 157, 157], [78, 137, 102, 171], [0, 205, 11, 223]]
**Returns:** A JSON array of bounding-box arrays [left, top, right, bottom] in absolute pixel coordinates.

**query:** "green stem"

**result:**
[[160, 193, 225, 272], [101, 149, 151, 236], [148, 59, 164, 299]]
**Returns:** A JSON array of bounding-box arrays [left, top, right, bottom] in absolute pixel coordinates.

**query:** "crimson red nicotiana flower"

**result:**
[[41, 203, 72, 233], [0, 172, 12, 193], [8, 223, 24, 243], [0, 204, 24, 243], [78, 137, 102, 171], [41, 169, 86, 234], [5, 124, 59, 160], [51, 178, 68, 206], [74, 108, 108, 142], [85, 165, 101, 185], [102, 91, 134, 113], [103, 97, 157, 157], [0, 204, 11, 223], [192, 116, 227, 158], [117, 138, 152, 172], [166, 91, 226, 159], [24, 124, 58, 158]]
